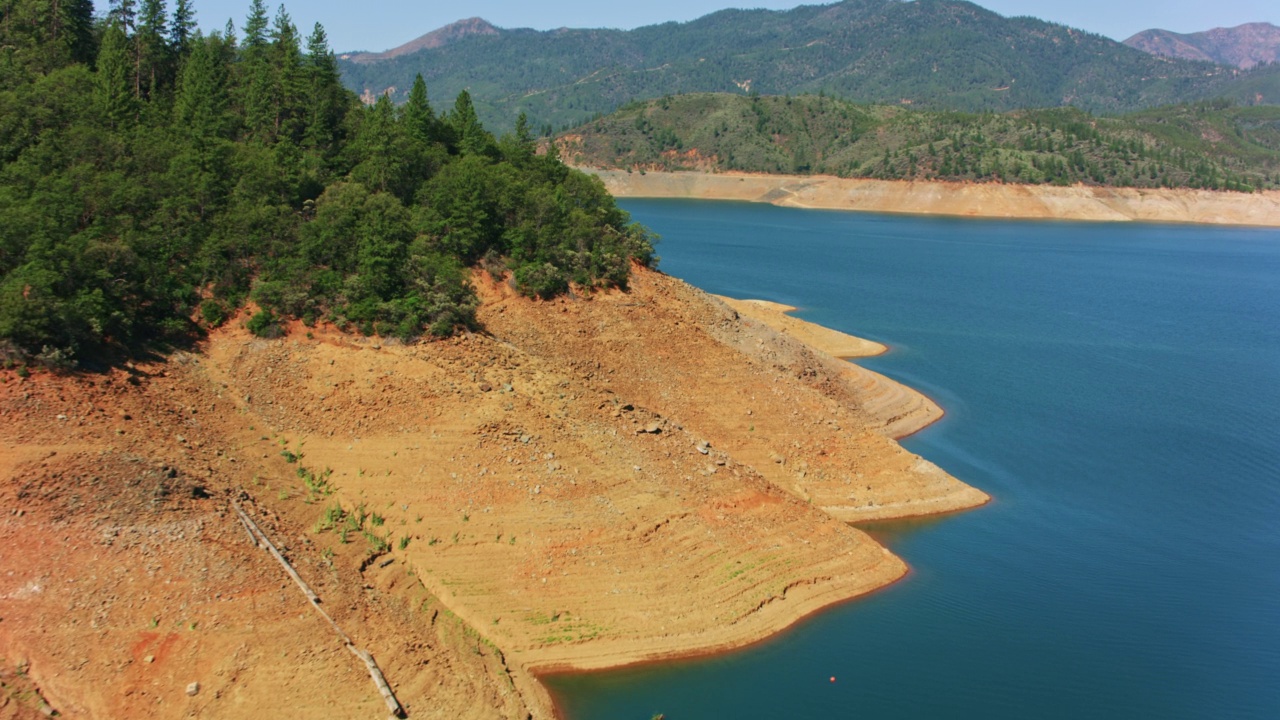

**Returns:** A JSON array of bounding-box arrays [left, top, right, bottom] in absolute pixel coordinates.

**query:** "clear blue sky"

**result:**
[[97, 0, 1277, 53]]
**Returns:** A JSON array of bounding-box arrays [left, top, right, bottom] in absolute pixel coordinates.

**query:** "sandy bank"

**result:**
[[588, 169, 1280, 226]]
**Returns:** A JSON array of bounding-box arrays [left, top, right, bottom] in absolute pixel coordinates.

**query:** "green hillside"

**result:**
[[557, 93, 1280, 192], [339, 0, 1280, 134], [0, 0, 654, 367]]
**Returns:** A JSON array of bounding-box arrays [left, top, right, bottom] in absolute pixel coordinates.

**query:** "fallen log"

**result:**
[[232, 501, 405, 718]]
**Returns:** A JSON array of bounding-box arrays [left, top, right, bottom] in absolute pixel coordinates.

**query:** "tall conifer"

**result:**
[[270, 6, 306, 143], [402, 74, 436, 144], [304, 23, 345, 155], [243, 0, 269, 49], [97, 21, 135, 127], [170, 0, 196, 54], [137, 0, 169, 98], [238, 0, 273, 140]]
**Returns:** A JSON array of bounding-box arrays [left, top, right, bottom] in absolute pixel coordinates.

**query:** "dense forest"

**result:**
[[339, 0, 1280, 134], [0, 0, 656, 368], [559, 93, 1280, 191]]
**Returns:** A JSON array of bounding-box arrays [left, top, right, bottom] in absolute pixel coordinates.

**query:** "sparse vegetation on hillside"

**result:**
[[0, 0, 655, 366], [559, 93, 1280, 191]]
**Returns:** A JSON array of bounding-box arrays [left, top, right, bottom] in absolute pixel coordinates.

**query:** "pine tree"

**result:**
[[269, 6, 306, 144], [401, 74, 436, 144], [97, 21, 135, 128], [57, 0, 98, 66], [514, 112, 533, 146], [0, 0, 97, 81], [137, 0, 169, 98], [349, 96, 410, 197], [243, 0, 269, 50], [170, 0, 196, 54], [175, 35, 230, 140], [304, 23, 346, 154], [450, 90, 493, 157], [109, 0, 138, 31], [238, 0, 274, 141]]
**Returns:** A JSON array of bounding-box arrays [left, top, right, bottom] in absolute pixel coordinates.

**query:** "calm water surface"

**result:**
[[544, 200, 1280, 720]]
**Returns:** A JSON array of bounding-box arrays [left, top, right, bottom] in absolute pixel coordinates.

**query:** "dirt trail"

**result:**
[[589, 169, 1280, 226], [1, 267, 986, 717]]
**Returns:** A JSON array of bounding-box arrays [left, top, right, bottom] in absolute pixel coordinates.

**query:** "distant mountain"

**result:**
[[342, 18, 500, 63], [1125, 23, 1280, 69], [338, 0, 1280, 134], [558, 93, 1280, 192]]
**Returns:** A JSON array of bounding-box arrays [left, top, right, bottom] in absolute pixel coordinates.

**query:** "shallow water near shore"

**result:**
[[544, 200, 1280, 719]]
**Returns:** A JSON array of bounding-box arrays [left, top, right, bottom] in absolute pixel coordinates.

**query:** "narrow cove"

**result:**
[[545, 200, 1280, 720]]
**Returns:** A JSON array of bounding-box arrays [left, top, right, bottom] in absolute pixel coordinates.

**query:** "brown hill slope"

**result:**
[[1125, 22, 1280, 69], [0, 268, 986, 716], [343, 18, 500, 64]]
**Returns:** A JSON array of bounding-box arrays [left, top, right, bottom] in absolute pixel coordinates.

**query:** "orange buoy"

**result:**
[[830, 676, 836, 683]]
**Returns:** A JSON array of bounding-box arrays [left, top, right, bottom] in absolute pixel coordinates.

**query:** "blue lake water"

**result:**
[[544, 200, 1280, 720]]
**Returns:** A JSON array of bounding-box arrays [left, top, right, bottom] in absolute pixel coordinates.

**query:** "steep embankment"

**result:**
[[590, 169, 1280, 226], [1, 267, 986, 717]]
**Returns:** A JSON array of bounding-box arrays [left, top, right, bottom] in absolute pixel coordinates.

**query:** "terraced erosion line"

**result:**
[[232, 501, 406, 719]]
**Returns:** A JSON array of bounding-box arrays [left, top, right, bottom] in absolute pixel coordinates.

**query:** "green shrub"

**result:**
[[200, 300, 229, 328], [513, 262, 568, 298], [246, 310, 284, 339]]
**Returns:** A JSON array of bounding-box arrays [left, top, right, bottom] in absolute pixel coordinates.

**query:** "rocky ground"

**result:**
[[0, 266, 986, 718]]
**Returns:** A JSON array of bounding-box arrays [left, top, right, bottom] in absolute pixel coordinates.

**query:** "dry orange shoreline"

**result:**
[[1, 270, 988, 720], [586, 168, 1280, 226], [538, 295, 979, 698]]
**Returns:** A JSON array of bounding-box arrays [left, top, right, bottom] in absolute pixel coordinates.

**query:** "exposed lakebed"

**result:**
[[547, 200, 1280, 719]]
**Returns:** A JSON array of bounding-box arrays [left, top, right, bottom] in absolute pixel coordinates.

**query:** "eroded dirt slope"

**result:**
[[1, 266, 986, 717]]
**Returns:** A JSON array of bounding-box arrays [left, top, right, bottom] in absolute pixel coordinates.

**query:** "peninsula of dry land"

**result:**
[[1, 268, 987, 719], [589, 169, 1280, 226]]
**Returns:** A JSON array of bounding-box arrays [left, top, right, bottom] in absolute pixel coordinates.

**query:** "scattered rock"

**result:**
[[637, 421, 663, 434], [186, 681, 200, 696], [770, 453, 786, 465], [479, 382, 493, 392], [143, 655, 154, 664], [696, 440, 710, 454]]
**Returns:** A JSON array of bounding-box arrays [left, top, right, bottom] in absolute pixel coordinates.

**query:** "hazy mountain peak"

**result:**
[[343, 17, 500, 64], [1124, 22, 1280, 69]]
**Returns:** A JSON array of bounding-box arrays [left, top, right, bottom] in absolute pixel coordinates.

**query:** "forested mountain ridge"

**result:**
[[0, 0, 654, 367], [1125, 23, 1280, 70], [557, 93, 1280, 192], [338, 0, 1280, 134]]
